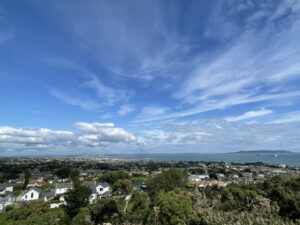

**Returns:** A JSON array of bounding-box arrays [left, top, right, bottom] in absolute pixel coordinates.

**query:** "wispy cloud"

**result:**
[[50, 89, 102, 111], [225, 108, 272, 122], [118, 104, 135, 116], [84, 75, 133, 107], [271, 111, 300, 124]]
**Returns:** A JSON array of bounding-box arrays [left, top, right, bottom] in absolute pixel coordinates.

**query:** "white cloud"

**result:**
[[118, 105, 135, 116], [225, 108, 272, 122], [84, 75, 133, 107], [143, 119, 300, 153], [1, 119, 300, 154], [75, 122, 137, 143], [144, 130, 211, 145], [271, 111, 300, 124], [50, 89, 102, 111], [141, 106, 169, 115], [0, 122, 141, 153], [0, 126, 74, 151]]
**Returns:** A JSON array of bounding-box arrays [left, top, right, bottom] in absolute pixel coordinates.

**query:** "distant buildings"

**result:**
[[188, 174, 209, 182]]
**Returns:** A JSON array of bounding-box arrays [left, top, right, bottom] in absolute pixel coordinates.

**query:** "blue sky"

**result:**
[[0, 0, 300, 155]]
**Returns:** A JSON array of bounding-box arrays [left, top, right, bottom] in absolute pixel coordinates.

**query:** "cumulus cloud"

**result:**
[[225, 108, 272, 122], [75, 122, 137, 144], [0, 122, 140, 153], [0, 126, 74, 151], [1, 118, 300, 154]]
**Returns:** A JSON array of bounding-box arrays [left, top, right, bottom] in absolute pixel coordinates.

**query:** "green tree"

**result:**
[[126, 190, 151, 223], [23, 170, 31, 189], [147, 168, 188, 198], [55, 167, 71, 179], [64, 185, 92, 218], [70, 170, 80, 188], [112, 179, 132, 194], [91, 199, 122, 224], [147, 190, 193, 225], [99, 171, 130, 185], [71, 207, 92, 225]]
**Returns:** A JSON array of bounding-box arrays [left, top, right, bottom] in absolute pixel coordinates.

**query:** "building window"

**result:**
[[25, 195, 27, 199], [31, 192, 34, 198], [100, 188, 103, 191]]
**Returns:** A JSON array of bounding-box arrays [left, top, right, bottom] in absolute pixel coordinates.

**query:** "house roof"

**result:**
[[55, 183, 72, 189], [100, 182, 110, 188], [85, 182, 97, 194], [0, 183, 13, 190], [40, 190, 55, 199], [19, 187, 40, 197], [131, 182, 147, 188]]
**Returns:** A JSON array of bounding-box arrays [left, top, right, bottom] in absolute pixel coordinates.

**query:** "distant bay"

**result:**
[[104, 153, 300, 166]]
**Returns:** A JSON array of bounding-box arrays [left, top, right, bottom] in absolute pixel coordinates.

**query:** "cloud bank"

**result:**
[[1, 119, 300, 155]]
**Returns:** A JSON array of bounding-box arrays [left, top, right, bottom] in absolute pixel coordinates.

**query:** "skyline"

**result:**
[[0, 0, 300, 155]]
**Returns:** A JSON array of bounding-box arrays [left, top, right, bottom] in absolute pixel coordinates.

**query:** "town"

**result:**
[[1, 157, 300, 224]]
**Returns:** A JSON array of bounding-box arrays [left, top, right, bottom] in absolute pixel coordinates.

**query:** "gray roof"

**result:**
[[55, 183, 72, 189], [0, 183, 13, 190], [100, 182, 110, 188], [40, 190, 55, 199], [85, 182, 97, 194]]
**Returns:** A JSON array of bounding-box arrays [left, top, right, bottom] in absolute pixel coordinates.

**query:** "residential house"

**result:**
[[55, 183, 72, 196], [0, 183, 13, 195], [0, 192, 15, 212], [96, 182, 110, 196], [39, 190, 55, 202], [131, 182, 147, 190], [85, 183, 98, 204], [197, 180, 227, 188], [27, 178, 42, 187], [188, 174, 209, 182], [19, 187, 40, 202], [217, 173, 226, 180]]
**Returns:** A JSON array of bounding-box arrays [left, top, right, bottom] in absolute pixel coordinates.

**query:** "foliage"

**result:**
[[90, 198, 123, 224], [55, 167, 71, 179], [126, 190, 151, 223], [70, 170, 80, 188], [99, 171, 130, 185], [147, 168, 188, 198], [23, 170, 31, 189], [112, 178, 132, 194], [64, 185, 92, 218], [3, 202, 69, 225], [147, 190, 193, 225], [71, 207, 92, 225]]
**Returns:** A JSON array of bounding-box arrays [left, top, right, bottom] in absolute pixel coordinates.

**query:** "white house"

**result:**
[[188, 174, 209, 182], [0, 183, 13, 195], [55, 183, 72, 195], [20, 187, 40, 201], [84, 182, 110, 204], [0, 192, 15, 212], [96, 182, 110, 196]]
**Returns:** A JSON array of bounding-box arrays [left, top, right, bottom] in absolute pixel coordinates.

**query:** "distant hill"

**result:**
[[229, 150, 293, 154]]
